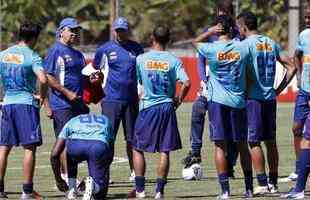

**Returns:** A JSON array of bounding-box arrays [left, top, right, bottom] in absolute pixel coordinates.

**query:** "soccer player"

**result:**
[[281, 3, 310, 184], [192, 15, 253, 199], [129, 26, 190, 199], [183, 0, 239, 178], [237, 11, 296, 195], [44, 17, 89, 182], [92, 17, 144, 180], [282, 4, 310, 199], [0, 21, 48, 199], [50, 113, 115, 200]]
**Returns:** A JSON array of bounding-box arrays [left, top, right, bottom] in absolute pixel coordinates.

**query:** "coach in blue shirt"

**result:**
[[93, 17, 144, 179], [44, 17, 89, 180]]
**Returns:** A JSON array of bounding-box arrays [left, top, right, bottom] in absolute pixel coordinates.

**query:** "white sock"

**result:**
[[61, 173, 68, 180], [68, 178, 77, 191]]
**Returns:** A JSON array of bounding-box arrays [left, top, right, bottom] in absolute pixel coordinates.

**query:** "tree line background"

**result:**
[[0, 0, 299, 55]]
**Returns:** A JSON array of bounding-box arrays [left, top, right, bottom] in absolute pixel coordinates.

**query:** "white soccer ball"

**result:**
[[182, 163, 203, 180]]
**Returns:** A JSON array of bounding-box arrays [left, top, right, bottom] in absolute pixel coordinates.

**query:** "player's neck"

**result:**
[[152, 43, 166, 51], [218, 35, 231, 42], [246, 30, 259, 37]]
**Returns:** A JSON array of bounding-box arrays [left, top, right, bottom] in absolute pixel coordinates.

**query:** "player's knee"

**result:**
[[248, 141, 261, 149], [292, 124, 303, 137], [301, 138, 310, 149]]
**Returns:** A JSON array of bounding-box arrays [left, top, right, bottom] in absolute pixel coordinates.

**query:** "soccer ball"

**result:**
[[182, 163, 203, 180]]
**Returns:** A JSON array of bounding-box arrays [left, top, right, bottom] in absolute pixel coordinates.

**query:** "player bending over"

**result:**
[[50, 113, 115, 200]]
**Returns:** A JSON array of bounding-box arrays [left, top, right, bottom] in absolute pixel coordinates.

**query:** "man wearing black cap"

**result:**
[[44, 17, 89, 184], [92, 17, 144, 181]]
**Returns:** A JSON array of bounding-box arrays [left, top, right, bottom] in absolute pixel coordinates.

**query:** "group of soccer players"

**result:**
[[1, 0, 310, 200]]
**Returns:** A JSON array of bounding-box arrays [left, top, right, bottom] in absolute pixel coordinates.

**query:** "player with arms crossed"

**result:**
[[129, 26, 190, 199], [282, 3, 310, 199], [192, 15, 253, 199], [237, 11, 296, 195], [0, 21, 48, 199], [50, 113, 115, 200]]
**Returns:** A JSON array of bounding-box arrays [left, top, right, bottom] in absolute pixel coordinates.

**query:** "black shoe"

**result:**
[[182, 151, 201, 168]]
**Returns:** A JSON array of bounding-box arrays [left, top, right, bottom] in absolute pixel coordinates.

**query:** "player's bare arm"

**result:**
[[191, 24, 224, 49], [46, 74, 79, 101], [174, 79, 191, 109], [294, 50, 303, 88], [50, 139, 68, 192], [34, 70, 48, 105], [275, 55, 297, 95]]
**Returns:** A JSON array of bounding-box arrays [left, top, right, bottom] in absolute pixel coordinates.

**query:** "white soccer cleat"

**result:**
[[216, 192, 229, 200], [279, 172, 298, 183], [281, 189, 304, 199], [66, 189, 78, 200], [83, 176, 94, 200], [268, 183, 278, 194], [20, 192, 39, 200], [129, 171, 136, 182], [253, 186, 269, 195], [136, 190, 146, 199], [154, 192, 163, 199]]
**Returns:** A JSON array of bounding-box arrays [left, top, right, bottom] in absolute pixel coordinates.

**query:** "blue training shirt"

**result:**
[[197, 40, 250, 108], [58, 114, 115, 145], [136, 50, 189, 110], [0, 45, 44, 107], [93, 40, 144, 103], [44, 41, 85, 111], [243, 34, 282, 100], [296, 28, 310, 92]]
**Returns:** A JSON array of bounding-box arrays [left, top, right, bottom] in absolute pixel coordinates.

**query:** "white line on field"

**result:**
[[7, 156, 128, 170]]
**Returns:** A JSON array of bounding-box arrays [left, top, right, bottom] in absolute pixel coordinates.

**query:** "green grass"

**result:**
[[3, 103, 299, 199]]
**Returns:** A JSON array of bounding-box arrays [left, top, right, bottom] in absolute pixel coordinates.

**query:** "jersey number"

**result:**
[[79, 115, 106, 125], [257, 53, 275, 85], [147, 72, 169, 94]]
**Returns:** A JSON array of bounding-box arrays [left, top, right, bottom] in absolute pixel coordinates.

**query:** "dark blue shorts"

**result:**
[[0, 104, 42, 146], [101, 101, 138, 143], [133, 103, 182, 153], [247, 99, 277, 142], [53, 103, 89, 137], [293, 89, 310, 124], [66, 139, 113, 189], [208, 101, 247, 142]]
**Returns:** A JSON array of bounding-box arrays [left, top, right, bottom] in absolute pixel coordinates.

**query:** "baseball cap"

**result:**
[[112, 17, 129, 31], [58, 17, 82, 30]]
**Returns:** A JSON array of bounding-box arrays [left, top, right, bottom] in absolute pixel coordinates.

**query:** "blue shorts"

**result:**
[[133, 103, 182, 153], [247, 99, 277, 142], [53, 102, 89, 137], [293, 89, 310, 124], [66, 139, 113, 189], [0, 104, 42, 146], [101, 101, 138, 143], [208, 101, 247, 142]]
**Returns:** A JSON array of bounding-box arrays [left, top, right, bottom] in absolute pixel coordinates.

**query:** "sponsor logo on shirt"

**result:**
[[256, 42, 273, 52], [217, 52, 240, 61], [2, 53, 24, 64], [303, 55, 310, 64], [146, 60, 170, 72], [64, 54, 72, 62], [109, 52, 117, 60]]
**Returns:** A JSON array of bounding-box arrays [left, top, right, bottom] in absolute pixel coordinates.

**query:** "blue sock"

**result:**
[[257, 173, 268, 187], [0, 180, 4, 192], [135, 176, 145, 193], [155, 178, 167, 193], [218, 173, 229, 194], [22, 183, 33, 194], [244, 171, 253, 191], [269, 172, 278, 186], [295, 160, 300, 175], [295, 149, 310, 192]]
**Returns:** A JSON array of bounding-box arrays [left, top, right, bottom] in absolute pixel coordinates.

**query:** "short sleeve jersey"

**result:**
[[0, 45, 43, 107], [136, 50, 189, 110]]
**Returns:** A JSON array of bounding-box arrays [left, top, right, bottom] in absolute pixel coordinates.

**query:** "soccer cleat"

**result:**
[[216, 192, 229, 200], [244, 190, 253, 199], [66, 189, 78, 200], [279, 172, 298, 183], [83, 176, 94, 200], [0, 192, 7, 198], [182, 151, 201, 168], [253, 186, 269, 195], [281, 188, 304, 199], [127, 189, 146, 199], [268, 183, 278, 194], [129, 171, 135, 182], [20, 191, 40, 200], [154, 192, 163, 199]]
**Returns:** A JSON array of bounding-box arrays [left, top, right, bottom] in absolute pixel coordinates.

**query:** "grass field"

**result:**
[[2, 103, 301, 199]]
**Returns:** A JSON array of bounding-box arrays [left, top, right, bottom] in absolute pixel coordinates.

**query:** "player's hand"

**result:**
[[56, 179, 69, 192], [33, 94, 44, 106], [44, 105, 53, 119], [173, 96, 182, 110], [66, 90, 79, 102], [209, 24, 224, 35]]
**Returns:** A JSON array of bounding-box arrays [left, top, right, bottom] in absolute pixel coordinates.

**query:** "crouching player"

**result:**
[[50, 113, 115, 200]]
